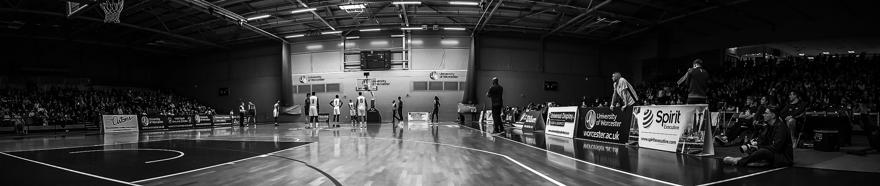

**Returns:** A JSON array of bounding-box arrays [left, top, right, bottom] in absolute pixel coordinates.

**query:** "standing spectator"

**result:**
[[677, 59, 710, 104], [487, 77, 505, 134]]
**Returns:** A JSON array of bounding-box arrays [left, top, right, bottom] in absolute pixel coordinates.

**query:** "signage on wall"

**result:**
[[299, 76, 325, 83], [374, 79, 390, 86], [429, 71, 459, 80]]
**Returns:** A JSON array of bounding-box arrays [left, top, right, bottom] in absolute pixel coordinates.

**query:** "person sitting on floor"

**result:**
[[723, 107, 793, 167]]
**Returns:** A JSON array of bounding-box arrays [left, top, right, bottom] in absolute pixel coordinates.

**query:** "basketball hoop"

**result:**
[[100, 0, 124, 23]]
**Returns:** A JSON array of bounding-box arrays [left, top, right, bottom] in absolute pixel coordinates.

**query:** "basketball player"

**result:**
[[357, 92, 367, 128], [273, 100, 280, 126], [309, 92, 318, 128], [392, 100, 399, 125], [238, 101, 246, 127], [304, 93, 310, 128], [331, 95, 341, 127], [348, 100, 357, 127], [248, 101, 256, 124], [397, 96, 404, 124], [431, 96, 440, 124]]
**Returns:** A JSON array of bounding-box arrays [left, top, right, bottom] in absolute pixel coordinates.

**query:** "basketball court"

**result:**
[[3, 0, 880, 185], [0, 122, 874, 186]]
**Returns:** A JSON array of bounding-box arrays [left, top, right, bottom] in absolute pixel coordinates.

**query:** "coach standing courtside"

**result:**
[[487, 77, 504, 134], [677, 59, 710, 104], [610, 72, 639, 110]]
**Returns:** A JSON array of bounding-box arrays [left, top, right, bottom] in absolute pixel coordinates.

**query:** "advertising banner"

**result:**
[[407, 112, 430, 122], [101, 115, 139, 133], [545, 106, 578, 138], [514, 110, 545, 131], [165, 115, 194, 129], [479, 110, 493, 124], [138, 115, 166, 131], [212, 115, 234, 127], [634, 104, 709, 152], [575, 107, 633, 144], [194, 115, 213, 128]]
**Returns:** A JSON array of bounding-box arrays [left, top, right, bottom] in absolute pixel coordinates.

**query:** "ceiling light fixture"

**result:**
[[392, 1, 422, 5], [339, 4, 366, 10], [291, 8, 317, 14], [246, 15, 270, 21], [449, 1, 479, 6]]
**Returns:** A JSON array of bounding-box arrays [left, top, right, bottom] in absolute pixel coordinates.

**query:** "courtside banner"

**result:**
[[408, 112, 430, 122], [166, 115, 194, 129], [139, 115, 166, 131], [575, 107, 633, 144], [212, 115, 234, 126], [194, 115, 212, 127], [634, 104, 708, 152], [545, 106, 578, 138], [515, 110, 545, 131], [101, 115, 139, 133]]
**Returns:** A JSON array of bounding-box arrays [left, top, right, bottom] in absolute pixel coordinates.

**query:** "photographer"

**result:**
[[723, 108, 793, 167]]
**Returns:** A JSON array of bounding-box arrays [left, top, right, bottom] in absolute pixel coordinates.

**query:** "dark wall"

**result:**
[[473, 36, 626, 107], [0, 37, 162, 86], [159, 42, 283, 121]]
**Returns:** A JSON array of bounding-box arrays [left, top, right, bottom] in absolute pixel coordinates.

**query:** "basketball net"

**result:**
[[100, 0, 124, 23]]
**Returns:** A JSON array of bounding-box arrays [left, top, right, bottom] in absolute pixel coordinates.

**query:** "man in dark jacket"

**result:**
[[487, 77, 504, 133], [723, 108, 793, 167]]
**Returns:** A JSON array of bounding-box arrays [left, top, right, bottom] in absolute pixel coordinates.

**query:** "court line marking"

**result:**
[[131, 144, 310, 183], [695, 167, 786, 186], [240, 132, 565, 186], [0, 152, 140, 186], [458, 124, 681, 186], [1, 138, 180, 153], [363, 137, 566, 186], [69, 149, 185, 164]]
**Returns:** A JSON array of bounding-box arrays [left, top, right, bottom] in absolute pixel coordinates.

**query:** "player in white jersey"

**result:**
[[348, 100, 356, 127], [331, 95, 341, 127], [273, 100, 280, 126], [356, 92, 367, 128], [309, 92, 318, 128]]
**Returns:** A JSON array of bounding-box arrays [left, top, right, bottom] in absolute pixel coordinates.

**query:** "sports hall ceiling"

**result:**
[[0, 0, 864, 53]]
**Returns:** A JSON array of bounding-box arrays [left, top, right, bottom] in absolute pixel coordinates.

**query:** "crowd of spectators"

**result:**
[[633, 54, 879, 113], [0, 86, 213, 126]]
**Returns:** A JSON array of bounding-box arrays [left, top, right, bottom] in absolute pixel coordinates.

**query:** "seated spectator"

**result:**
[[723, 108, 793, 167]]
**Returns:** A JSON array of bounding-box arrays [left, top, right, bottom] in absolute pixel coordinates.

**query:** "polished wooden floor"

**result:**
[[1, 121, 877, 186]]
